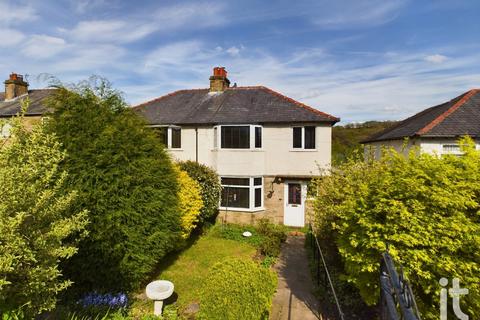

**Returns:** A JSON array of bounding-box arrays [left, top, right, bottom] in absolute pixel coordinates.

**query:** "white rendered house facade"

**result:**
[[134, 67, 339, 226]]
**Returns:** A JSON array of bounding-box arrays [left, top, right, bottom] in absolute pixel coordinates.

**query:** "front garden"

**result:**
[[0, 79, 285, 319], [130, 222, 284, 319], [0, 78, 284, 319]]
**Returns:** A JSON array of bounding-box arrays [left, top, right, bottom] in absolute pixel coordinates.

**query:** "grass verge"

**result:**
[[129, 225, 257, 318]]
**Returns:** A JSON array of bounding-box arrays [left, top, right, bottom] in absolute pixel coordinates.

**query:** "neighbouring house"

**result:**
[[134, 67, 339, 226], [362, 89, 480, 158], [0, 73, 52, 138]]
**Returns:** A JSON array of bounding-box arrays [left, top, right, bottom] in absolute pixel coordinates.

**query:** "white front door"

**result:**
[[283, 181, 306, 227]]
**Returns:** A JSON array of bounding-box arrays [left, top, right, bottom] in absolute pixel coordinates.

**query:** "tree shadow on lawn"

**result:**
[[130, 227, 206, 310]]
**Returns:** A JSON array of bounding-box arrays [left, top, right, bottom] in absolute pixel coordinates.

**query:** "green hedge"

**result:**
[[45, 80, 182, 292], [178, 161, 221, 223], [0, 116, 88, 317], [197, 258, 277, 320], [312, 137, 480, 319]]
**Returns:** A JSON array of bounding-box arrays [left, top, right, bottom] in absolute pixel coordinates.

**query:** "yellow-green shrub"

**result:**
[[197, 258, 277, 320], [174, 165, 203, 238], [312, 137, 480, 319]]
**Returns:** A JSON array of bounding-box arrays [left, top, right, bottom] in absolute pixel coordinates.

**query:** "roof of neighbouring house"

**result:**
[[0, 89, 54, 117], [133, 86, 339, 125], [362, 89, 480, 143]]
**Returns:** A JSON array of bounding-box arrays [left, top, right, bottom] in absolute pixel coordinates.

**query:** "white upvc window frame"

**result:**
[[1, 122, 12, 139], [219, 176, 264, 212], [214, 124, 263, 150], [291, 126, 316, 151], [149, 125, 182, 149]]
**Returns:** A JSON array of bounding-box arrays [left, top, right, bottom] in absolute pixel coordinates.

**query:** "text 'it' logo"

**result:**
[[439, 278, 469, 320]]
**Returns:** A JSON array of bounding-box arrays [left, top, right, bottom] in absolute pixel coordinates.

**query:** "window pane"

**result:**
[[153, 127, 168, 146], [254, 177, 262, 186], [304, 126, 315, 149], [288, 183, 302, 205], [221, 177, 250, 186], [221, 187, 250, 208], [255, 127, 262, 148], [254, 188, 262, 207], [443, 144, 460, 153], [171, 128, 181, 148], [293, 127, 302, 148], [221, 126, 250, 148]]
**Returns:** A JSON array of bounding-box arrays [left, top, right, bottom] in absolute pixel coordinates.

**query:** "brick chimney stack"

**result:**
[[4, 73, 29, 100], [209, 67, 230, 92]]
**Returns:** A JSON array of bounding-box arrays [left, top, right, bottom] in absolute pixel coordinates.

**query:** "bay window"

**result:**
[[216, 125, 262, 150], [221, 177, 263, 210], [292, 126, 316, 149]]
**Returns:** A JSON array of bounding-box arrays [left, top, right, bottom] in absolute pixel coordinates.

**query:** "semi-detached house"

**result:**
[[134, 67, 339, 227]]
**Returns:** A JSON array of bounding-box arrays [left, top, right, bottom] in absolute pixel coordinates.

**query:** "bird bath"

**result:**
[[146, 280, 174, 316]]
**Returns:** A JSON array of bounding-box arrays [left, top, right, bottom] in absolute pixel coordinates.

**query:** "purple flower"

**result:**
[[78, 292, 128, 308]]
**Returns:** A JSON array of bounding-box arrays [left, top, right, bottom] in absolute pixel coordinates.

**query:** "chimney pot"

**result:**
[[4, 72, 29, 100], [209, 67, 230, 92]]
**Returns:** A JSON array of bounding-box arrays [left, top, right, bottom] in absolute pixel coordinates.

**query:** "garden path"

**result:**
[[270, 234, 323, 320]]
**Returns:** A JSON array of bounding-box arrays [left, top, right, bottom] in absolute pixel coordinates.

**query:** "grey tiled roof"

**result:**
[[0, 89, 54, 117], [363, 89, 480, 143], [133, 86, 339, 125]]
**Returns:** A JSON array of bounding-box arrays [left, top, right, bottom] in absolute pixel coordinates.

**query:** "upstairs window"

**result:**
[[1, 123, 12, 139], [152, 126, 181, 149], [221, 126, 250, 149], [171, 128, 181, 148], [217, 125, 262, 150], [255, 127, 262, 148], [292, 126, 316, 150], [442, 144, 460, 153]]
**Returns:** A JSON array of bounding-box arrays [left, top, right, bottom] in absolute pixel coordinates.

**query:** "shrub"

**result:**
[[197, 258, 277, 320], [178, 161, 221, 223], [44, 78, 182, 292], [0, 114, 88, 317], [256, 218, 287, 257], [173, 165, 203, 238], [312, 137, 480, 319]]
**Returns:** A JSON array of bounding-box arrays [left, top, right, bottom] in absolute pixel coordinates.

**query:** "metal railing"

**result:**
[[307, 224, 345, 320], [380, 251, 421, 320]]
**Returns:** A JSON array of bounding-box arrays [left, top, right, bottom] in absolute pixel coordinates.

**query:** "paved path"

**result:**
[[270, 235, 322, 320]]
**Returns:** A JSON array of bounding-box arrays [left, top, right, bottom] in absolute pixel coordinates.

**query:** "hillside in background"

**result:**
[[332, 121, 399, 164]]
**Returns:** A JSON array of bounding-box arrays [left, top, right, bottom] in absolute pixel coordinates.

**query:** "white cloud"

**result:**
[[226, 46, 242, 57], [424, 54, 448, 64], [153, 2, 226, 30], [0, 28, 25, 47], [0, 2, 37, 25], [67, 2, 226, 44], [21, 35, 66, 59], [313, 0, 407, 29], [73, 0, 109, 14], [69, 20, 156, 43]]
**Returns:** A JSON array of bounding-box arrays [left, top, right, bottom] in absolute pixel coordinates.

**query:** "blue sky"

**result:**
[[1, 0, 479, 123]]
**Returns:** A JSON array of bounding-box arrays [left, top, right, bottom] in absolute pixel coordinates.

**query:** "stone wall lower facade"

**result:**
[[217, 176, 314, 226]]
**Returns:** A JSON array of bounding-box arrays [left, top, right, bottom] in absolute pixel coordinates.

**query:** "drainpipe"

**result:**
[[195, 127, 199, 163]]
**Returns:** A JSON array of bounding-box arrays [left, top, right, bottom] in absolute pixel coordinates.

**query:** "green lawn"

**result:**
[[130, 226, 257, 318]]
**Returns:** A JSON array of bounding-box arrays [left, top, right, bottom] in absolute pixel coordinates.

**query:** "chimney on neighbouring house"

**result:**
[[4, 73, 29, 100], [209, 67, 230, 92]]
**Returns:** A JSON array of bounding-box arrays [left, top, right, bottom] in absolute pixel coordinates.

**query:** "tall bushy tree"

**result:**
[[44, 79, 182, 292], [312, 137, 480, 319], [0, 114, 88, 317]]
